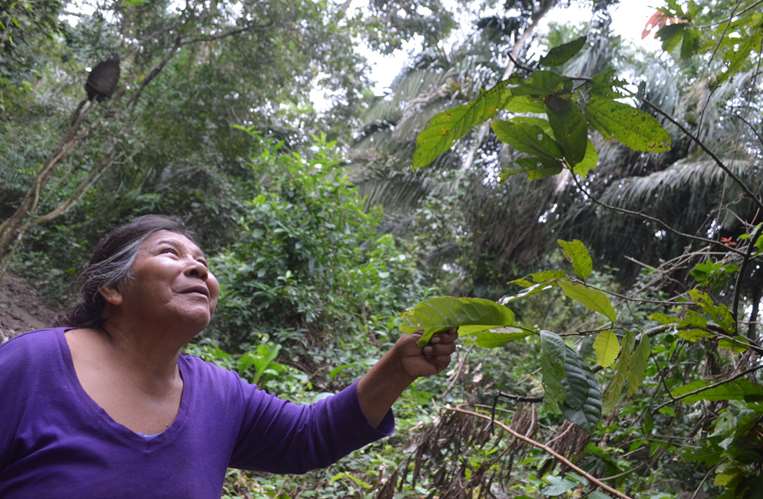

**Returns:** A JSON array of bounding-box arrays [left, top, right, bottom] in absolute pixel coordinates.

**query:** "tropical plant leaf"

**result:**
[[671, 379, 763, 403], [573, 139, 599, 177], [541, 475, 577, 496], [400, 296, 516, 346], [627, 335, 651, 396], [558, 279, 617, 322], [541, 330, 602, 428], [603, 331, 636, 413], [585, 96, 672, 153], [412, 82, 510, 169], [593, 331, 620, 368], [473, 327, 534, 347], [546, 95, 588, 164], [557, 239, 593, 279], [504, 95, 545, 113], [492, 120, 563, 160], [540, 35, 587, 66], [561, 336, 602, 428], [511, 70, 572, 97], [541, 330, 567, 409]]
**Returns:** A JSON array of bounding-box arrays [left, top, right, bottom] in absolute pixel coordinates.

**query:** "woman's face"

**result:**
[[113, 230, 220, 331]]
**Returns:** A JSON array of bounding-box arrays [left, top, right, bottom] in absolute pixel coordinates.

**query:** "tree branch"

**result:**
[[732, 220, 763, 326], [35, 147, 118, 224], [178, 20, 274, 46], [567, 168, 746, 255], [627, 92, 763, 213], [446, 406, 633, 499], [653, 363, 763, 412]]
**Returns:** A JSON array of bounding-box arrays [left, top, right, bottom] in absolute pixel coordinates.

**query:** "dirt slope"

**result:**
[[0, 272, 59, 342]]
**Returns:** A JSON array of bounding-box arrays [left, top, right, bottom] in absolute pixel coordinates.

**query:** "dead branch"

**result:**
[[446, 406, 633, 499]]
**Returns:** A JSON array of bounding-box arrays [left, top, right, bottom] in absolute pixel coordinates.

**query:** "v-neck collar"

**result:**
[[55, 327, 192, 451]]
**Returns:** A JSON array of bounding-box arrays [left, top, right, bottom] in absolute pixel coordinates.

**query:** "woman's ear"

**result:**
[[99, 286, 123, 306]]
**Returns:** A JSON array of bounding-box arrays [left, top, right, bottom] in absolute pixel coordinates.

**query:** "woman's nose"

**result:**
[[184, 259, 209, 280]]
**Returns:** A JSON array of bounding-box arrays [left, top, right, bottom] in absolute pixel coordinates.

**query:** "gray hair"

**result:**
[[60, 215, 196, 328]]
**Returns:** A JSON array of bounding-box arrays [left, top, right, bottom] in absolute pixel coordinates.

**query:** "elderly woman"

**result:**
[[0, 215, 457, 498]]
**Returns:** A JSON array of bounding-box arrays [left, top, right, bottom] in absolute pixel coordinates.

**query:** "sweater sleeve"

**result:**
[[229, 379, 394, 473]]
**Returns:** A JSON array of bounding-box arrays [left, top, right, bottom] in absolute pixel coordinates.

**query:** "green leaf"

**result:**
[[541, 475, 577, 496], [511, 70, 571, 97], [545, 95, 588, 164], [671, 379, 763, 403], [540, 36, 587, 66], [586, 96, 672, 153], [627, 336, 651, 396], [561, 340, 602, 428], [588, 491, 613, 499], [540, 330, 567, 409], [678, 328, 714, 342], [492, 120, 563, 160], [717, 31, 762, 84], [501, 157, 563, 181], [680, 27, 700, 59], [413, 82, 510, 169], [557, 239, 593, 279], [330, 472, 373, 490], [473, 327, 534, 347], [656, 23, 686, 53], [400, 296, 516, 347], [593, 331, 620, 368], [557, 279, 617, 322], [540, 330, 602, 427], [603, 331, 636, 413], [573, 139, 599, 177], [504, 95, 545, 113]]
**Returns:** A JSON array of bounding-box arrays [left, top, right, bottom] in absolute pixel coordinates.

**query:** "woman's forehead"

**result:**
[[142, 230, 204, 254]]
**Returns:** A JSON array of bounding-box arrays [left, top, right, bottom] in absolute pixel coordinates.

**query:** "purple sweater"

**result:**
[[0, 328, 393, 498]]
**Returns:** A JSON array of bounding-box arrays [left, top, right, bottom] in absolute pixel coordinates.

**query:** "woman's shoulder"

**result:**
[[0, 327, 66, 355], [179, 351, 243, 385]]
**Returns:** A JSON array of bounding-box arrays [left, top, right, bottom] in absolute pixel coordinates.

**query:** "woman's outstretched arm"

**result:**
[[357, 329, 458, 428]]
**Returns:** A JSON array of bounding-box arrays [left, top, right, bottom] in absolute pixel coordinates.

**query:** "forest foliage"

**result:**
[[1, 0, 763, 497]]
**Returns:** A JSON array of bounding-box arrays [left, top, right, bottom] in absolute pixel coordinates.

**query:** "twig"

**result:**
[[695, 0, 763, 28], [734, 113, 763, 145], [446, 406, 633, 499], [653, 363, 763, 412], [567, 168, 745, 255], [507, 53, 535, 73], [696, 0, 744, 132], [732, 221, 763, 325], [569, 278, 696, 306], [629, 92, 763, 213], [690, 467, 715, 499], [179, 20, 274, 46]]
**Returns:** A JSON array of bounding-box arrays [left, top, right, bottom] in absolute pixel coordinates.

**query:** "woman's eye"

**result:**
[[160, 247, 178, 255]]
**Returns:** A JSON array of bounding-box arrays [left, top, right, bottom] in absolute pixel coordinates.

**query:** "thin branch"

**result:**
[[569, 278, 696, 306], [734, 113, 763, 145], [495, 391, 544, 403], [732, 221, 763, 325], [695, 0, 763, 28], [128, 36, 183, 108], [446, 406, 633, 499], [35, 147, 118, 224], [653, 363, 763, 412], [697, 0, 744, 131], [179, 20, 274, 46], [567, 168, 746, 255], [507, 53, 535, 74], [627, 92, 763, 213]]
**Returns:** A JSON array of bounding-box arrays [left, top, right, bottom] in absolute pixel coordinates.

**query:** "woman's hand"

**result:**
[[397, 328, 458, 378], [357, 329, 458, 428]]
